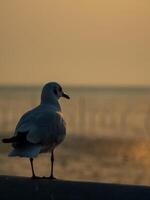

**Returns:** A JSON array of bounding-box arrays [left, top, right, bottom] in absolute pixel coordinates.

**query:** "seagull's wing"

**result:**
[[14, 108, 37, 135], [15, 106, 66, 145], [26, 110, 66, 146], [8, 107, 42, 157]]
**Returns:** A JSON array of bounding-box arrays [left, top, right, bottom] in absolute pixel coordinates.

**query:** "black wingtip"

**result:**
[[2, 138, 8, 143], [2, 138, 13, 143]]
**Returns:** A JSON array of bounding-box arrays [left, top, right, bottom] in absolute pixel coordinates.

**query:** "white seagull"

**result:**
[[2, 82, 70, 179]]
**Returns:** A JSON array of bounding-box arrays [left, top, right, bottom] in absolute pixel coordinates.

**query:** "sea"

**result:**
[[1, 85, 150, 185], [0, 85, 150, 138]]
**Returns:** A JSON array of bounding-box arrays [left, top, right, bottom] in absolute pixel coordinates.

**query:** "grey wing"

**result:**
[[14, 105, 66, 145], [15, 109, 36, 134], [14, 107, 42, 144], [26, 111, 66, 145]]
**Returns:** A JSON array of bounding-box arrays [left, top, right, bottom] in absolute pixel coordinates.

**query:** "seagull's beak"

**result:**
[[62, 92, 70, 99]]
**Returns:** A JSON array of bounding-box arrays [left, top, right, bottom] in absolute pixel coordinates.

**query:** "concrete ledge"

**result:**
[[0, 176, 150, 200]]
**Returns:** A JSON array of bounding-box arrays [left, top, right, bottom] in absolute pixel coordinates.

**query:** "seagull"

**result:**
[[2, 82, 70, 179]]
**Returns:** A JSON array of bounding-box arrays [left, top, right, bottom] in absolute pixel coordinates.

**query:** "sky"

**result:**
[[0, 0, 150, 86]]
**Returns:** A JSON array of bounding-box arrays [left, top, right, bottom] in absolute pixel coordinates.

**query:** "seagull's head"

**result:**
[[41, 82, 70, 103]]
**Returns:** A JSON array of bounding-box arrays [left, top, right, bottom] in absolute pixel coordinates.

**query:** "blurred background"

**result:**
[[0, 0, 150, 185]]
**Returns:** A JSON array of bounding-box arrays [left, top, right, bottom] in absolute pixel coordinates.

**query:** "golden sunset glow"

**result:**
[[0, 0, 150, 86]]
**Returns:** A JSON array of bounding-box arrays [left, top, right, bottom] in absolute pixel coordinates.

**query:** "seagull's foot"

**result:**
[[31, 175, 41, 180], [49, 175, 56, 180], [41, 175, 56, 180]]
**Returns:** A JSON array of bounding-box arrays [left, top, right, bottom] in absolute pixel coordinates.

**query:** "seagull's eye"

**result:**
[[59, 87, 62, 92]]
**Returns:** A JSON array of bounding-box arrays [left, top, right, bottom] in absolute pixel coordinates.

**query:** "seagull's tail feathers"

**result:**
[[9, 145, 42, 158]]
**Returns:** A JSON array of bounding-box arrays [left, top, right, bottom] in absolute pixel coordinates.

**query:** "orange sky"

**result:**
[[0, 0, 150, 86]]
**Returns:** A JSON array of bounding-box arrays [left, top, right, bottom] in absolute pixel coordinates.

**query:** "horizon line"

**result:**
[[0, 83, 150, 89]]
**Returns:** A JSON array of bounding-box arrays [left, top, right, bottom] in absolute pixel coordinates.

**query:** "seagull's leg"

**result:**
[[49, 150, 56, 179], [30, 158, 37, 179]]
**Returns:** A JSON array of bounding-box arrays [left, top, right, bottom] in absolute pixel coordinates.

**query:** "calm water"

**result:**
[[0, 85, 150, 138]]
